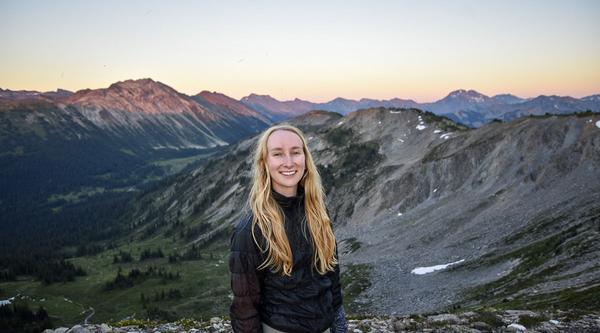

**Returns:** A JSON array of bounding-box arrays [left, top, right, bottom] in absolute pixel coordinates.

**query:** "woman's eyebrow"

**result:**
[[269, 146, 303, 151]]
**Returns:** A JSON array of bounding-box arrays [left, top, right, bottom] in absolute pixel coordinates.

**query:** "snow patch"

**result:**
[[411, 259, 465, 275], [507, 323, 527, 332], [167, 200, 178, 211], [416, 124, 427, 131], [390, 110, 402, 114], [433, 188, 438, 193], [337, 121, 344, 126], [397, 138, 404, 143], [397, 212, 403, 216], [0, 297, 15, 306], [434, 129, 442, 133], [595, 120, 600, 128], [440, 133, 452, 139]]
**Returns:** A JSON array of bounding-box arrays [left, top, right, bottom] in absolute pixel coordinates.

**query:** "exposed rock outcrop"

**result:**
[[44, 310, 600, 333]]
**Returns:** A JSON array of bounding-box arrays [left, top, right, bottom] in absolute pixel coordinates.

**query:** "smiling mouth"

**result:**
[[280, 170, 297, 176]]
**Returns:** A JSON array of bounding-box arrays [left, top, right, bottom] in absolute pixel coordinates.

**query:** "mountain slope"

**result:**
[[63, 79, 269, 149], [0, 79, 271, 252], [0, 79, 271, 207], [191, 91, 270, 143], [113, 107, 600, 317], [5, 108, 597, 324]]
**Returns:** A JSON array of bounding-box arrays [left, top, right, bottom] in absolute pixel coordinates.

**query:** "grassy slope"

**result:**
[[1, 234, 231, 327]]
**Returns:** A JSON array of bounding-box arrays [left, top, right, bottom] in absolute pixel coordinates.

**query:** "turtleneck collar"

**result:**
[[272, 186, 305, 208]]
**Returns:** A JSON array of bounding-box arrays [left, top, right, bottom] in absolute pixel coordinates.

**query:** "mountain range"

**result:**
[[240, 89, 600, 127], [1, 79, 599, 324], [4, 82, 599, 130]]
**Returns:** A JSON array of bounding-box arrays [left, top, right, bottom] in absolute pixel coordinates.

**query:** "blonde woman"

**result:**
[[229, 124, 348, 333]]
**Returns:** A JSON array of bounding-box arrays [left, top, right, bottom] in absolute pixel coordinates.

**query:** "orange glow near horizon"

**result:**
[[1, 1, 599, 103]]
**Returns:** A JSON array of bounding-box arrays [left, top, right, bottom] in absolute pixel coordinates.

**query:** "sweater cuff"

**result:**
[[330, 306, 348, 333]]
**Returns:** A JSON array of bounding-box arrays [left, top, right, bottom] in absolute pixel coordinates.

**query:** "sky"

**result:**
[[1, 0, 599, 103]]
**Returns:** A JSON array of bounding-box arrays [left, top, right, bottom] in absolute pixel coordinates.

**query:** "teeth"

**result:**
[[281, 171, 296, 176]]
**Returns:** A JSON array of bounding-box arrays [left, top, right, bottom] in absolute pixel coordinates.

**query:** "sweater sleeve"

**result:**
[[325, 206, 343, 310], [328, 241, 348, 333], [330, 241, 343, 310], [229, 217, 264, 333]]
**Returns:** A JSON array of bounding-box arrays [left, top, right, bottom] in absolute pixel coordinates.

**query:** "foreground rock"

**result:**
[[43, 310, 600, 333]]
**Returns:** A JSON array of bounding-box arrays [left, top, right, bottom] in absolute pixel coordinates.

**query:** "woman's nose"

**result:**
[[284, 154, 294, 166]]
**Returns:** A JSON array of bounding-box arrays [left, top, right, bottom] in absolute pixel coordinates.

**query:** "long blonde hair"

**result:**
[[248, 124, 337, 276]]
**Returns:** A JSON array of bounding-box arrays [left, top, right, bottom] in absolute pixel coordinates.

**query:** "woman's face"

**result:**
[[266, 130, 306, 197]]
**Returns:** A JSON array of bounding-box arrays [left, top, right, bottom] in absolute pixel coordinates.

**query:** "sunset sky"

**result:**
[[1, 0, 599, 103]]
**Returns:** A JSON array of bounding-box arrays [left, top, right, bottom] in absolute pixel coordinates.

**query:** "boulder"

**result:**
[[100, 323, 112, 333], [506, 323, 527, 332], [427, 313, 461, 325]]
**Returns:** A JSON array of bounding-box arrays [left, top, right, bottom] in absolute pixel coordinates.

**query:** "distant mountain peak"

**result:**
[[106, 78, 175, 94], [241, 93, 277, 102], [582, 94, 600, 102], [196, 90, 227, 98], [439, 89, 490, 106], [447, 89, 488, 99], [65, 78, 199, 115], [491, 93, 521, 99], [331, 97, 355, 102], [491, 94, 525, 105]]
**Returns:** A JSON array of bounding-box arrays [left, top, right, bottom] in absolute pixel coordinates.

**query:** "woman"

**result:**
[[229, 124, 348, 333]]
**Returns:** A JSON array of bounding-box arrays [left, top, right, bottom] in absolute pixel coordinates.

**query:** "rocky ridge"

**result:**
[[42, 310, 600, 333]]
